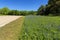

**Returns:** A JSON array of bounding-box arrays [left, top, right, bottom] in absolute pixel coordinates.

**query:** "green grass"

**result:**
[[0, 16, 60, 40], [0, 17, 24, 40], [20, 16, 60, 40]]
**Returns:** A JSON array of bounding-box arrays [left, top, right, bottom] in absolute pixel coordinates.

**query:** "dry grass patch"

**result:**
[[0, 17, 24, 40]]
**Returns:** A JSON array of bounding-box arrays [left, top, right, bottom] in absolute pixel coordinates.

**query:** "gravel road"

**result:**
[[0, 16, 22, 27]]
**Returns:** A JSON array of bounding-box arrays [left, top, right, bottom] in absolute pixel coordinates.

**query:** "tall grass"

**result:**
[[20, 16, 60, 40]]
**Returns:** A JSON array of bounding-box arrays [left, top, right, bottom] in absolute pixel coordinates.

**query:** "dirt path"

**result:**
[[0, 16, 22, 27]]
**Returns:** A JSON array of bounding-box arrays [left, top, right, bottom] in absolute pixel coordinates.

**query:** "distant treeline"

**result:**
[[0, 0, 60, 16], [0, 7, 37, 16], [37, 0, 60, 16]]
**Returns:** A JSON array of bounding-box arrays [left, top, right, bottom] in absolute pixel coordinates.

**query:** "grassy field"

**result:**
[[20, 16, 60, 40], [0, 17, 24, 40], [0, 16, 60, 40]]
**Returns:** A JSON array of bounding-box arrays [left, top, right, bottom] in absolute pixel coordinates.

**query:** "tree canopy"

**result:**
[[0, 7, 37, 16], [37, 0, 60, 16]]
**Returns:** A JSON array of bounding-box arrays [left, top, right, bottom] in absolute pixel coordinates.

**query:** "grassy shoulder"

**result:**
[[0, 16, 24, 40], [20, 16, 60, 40]]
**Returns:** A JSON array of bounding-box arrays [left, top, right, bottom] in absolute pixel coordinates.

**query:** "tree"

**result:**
[[20, 11, 28, 16], [37, 5, 46, 15], [37, 0, 60, 16], [48, 0, 60, 5], [28, 11, 37, 15], [47, 0, 60, 15], [8, 10, 20, 15], [0, 7, 10, 15]]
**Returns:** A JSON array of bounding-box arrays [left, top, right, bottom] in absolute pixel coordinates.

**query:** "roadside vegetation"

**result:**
[[0, 17, 24, 40]]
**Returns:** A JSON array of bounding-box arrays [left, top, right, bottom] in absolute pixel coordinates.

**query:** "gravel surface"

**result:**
[[0, 16, 22, 27]]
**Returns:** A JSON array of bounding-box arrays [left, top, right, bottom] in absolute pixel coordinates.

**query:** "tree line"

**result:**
[[0, 7, 37, 16], [0, 0, 60, 16], [37, 0, 60, 16]]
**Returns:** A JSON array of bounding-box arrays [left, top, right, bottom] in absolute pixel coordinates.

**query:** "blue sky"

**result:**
[[0, 0, 48, 11]]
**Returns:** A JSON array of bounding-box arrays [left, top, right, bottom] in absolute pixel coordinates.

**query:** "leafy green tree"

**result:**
[[37, 5, 46, 15], [28, 11, 37, 15], [0, 7, 10, 15], [37, 0, 60, 16], [48, 0, 60, 5], [8, 10, 20, 15], [47, 0, 60, 16], [20, 11, 28, 16]]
